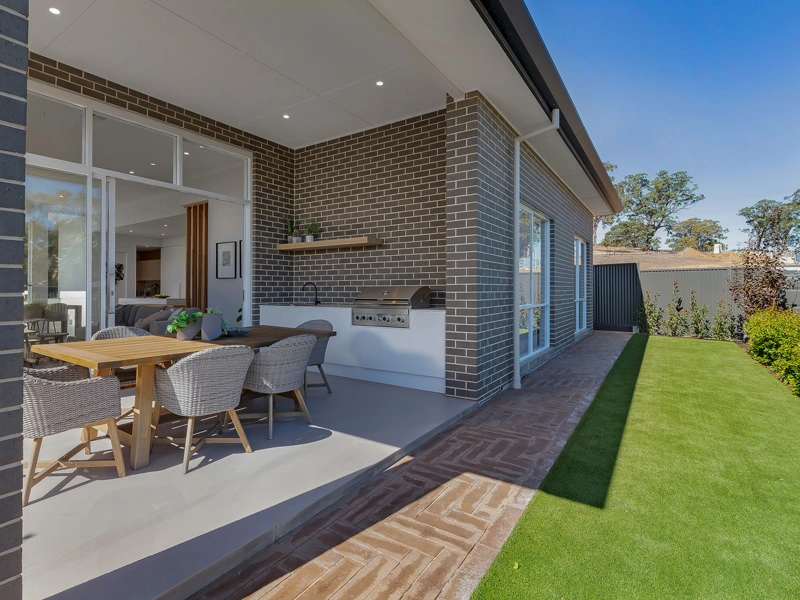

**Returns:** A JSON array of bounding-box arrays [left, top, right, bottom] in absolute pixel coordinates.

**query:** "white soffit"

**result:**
[[29, 0, 448, 148], [368, 0, 610, 214]]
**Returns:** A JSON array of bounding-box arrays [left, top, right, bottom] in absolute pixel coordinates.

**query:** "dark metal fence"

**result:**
[[595, 264, 800, 331], [594, 263, 642, 330]]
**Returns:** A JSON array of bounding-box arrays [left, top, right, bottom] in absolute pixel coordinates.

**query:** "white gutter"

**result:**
[[513, 108, 560, 389]]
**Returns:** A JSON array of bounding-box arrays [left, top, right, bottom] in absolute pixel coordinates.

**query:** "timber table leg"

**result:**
[[130, 363, 156, 470]]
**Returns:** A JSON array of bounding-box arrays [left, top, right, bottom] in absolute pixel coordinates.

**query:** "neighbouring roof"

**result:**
[[594, 247, 743, 271]]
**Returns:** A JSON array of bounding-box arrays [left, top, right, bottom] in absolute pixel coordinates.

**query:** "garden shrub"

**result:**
[[689, 290, 710, 338], [665, 281, 689, 337], [745, 308, 800, 394], [711, 299, 736, 341], [641, 290, 664, 335]]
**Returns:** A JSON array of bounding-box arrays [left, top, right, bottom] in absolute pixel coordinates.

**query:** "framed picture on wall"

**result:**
[[216, 241, 237, 279], [238, 240, 243, 278]]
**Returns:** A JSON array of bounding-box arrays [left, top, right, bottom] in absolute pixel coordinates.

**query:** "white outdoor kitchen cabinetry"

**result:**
[[259, 305, 446, 393]]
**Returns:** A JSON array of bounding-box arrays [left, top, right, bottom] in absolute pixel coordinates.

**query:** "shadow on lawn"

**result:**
[[539, 334, 647, 508]]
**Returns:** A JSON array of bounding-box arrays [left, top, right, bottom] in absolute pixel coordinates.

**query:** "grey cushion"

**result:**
[[135, 308, 173, 331]]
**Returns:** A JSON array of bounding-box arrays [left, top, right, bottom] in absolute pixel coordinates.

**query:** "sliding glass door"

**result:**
[[24, 167, 105, 340]]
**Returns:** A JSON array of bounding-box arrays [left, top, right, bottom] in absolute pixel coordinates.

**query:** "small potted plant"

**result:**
[[286, 217, 295, 243], [167, 310, 204, 340], [202, 308, 230, 341], [292, 224, 303, 243], [305, 220, 320, 243]]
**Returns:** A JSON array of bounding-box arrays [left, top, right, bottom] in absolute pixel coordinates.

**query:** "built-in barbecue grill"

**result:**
[[351, 285, 431, 328]]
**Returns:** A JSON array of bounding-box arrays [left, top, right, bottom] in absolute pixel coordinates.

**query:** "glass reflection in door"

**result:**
[[24, 167, 93, 340]]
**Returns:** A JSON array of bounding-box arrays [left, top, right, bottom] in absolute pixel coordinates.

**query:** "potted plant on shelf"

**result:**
[[305, 220, 320, 243], [286, 217, 296, 243], [292, 224, 303, 243], [167, 310, 204, 340]]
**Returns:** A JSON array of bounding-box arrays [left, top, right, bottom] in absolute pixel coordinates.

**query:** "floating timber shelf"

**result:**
[[276, 236, 383, 252]]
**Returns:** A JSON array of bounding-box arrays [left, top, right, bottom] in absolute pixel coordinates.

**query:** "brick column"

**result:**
[[445, 95, 481, 400], [0, 1, 27, 598]]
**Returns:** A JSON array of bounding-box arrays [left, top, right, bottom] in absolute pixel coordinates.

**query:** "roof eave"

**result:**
[[470, 0, 623, 214]]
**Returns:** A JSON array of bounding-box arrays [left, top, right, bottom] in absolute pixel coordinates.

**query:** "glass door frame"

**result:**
[[519, 203, 551, 362], [26, 80, 256, 328], [574, 237, 587, 333]]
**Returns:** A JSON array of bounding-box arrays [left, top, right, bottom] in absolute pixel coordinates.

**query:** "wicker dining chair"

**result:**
[[23, 365, 126, 506], [241, 334, 317, 440], [296, 319, 334, 396], [152, 345, 254, 473], [91, 326, 151, 341]]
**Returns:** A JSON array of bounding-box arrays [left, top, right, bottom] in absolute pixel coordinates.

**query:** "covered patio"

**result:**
[[22, 373, 472, 599]]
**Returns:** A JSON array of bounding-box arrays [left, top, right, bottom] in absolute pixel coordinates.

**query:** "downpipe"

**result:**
[[512, 109, 560, 389]]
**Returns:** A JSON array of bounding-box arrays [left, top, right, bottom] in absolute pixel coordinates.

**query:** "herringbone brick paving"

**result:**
[[191, 332, 631, 600]]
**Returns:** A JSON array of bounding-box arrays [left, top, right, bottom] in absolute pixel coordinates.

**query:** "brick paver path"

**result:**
[[192, 331, 631, 600]]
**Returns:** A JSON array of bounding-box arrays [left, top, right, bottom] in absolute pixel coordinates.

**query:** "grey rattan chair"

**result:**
[[152, 345, 254, 473], [296, 319, 333, 395], [91, 327, 152, 418], [241, 334, 317, 440], [23, 365, 126, 506], [91, 326, 151, 340]]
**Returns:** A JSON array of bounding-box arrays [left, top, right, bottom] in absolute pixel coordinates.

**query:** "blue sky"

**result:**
[[525, 0, 800, 248]]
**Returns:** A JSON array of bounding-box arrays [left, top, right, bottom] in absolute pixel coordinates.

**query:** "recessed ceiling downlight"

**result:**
[[129, 171, 134, 174], [184, 151, 189, 155], [49, 7, 61, 15], [150, 162, 156, 166], [376, 81, 384, 86], [282, 114, 290, 119]]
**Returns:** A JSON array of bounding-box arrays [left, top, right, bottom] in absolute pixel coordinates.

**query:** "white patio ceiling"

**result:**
[[29, 0, 614, 214]]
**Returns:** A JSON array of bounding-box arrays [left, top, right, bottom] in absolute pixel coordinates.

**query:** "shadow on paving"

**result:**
[[539, 334, 646, 508]]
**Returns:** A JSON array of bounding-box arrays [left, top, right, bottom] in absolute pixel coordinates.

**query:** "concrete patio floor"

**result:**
[[190, 331, 632, 600], [21, 375, 473, 600]]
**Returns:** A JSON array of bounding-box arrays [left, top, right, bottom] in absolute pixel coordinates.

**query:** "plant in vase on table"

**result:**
[[167, 310, 204, 340], [202, 308, 232, 341]]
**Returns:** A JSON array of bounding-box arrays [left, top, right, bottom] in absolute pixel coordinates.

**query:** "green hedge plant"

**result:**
[[745, 308, 800, 394]]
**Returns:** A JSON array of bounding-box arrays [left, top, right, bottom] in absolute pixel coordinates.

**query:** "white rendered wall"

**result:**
[[260, 305, 446, 393], [160, 235, 186, 297], [207, 200, 244, 322]]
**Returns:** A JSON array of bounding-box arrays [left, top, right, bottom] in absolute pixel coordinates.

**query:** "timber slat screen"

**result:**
[[186, 201, 208, 312]]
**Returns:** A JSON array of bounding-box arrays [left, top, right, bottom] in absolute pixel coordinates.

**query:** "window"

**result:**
[[575, 238, 587, 332], [519, 205, 550, 358], [92, 113, 176, 183], [182, 139, 246, 198], [27, 93, 84, 163]]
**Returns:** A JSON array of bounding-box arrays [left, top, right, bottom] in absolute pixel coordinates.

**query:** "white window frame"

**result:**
[[519, 204, 550, 361], [25, 81, 256, 326], [574, 237, 587, 333]]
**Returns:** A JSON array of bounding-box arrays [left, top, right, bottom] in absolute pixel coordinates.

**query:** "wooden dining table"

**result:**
[[31, 325, 336, 470]]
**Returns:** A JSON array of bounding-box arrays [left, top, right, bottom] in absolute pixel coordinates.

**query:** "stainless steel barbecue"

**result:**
[[351, 285, 431, 328]]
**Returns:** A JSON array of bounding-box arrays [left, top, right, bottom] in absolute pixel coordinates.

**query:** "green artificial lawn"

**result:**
[[473, 335, 800, 599]]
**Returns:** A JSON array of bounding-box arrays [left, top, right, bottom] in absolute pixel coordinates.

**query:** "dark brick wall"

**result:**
[[445, 92, 594, 401], [0, 3, 26, 597], [27, 53, 295, 319], [292, 111, 446, 306]]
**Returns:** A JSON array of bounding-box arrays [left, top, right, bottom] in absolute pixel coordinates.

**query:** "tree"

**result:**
[[729, 244, 787, 317], [593, 162, 618, 245], [613, 170, 704, 251], [738, 196, 800, 253], [667, 218, 728, 251], [601, 220, 656, 249]]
